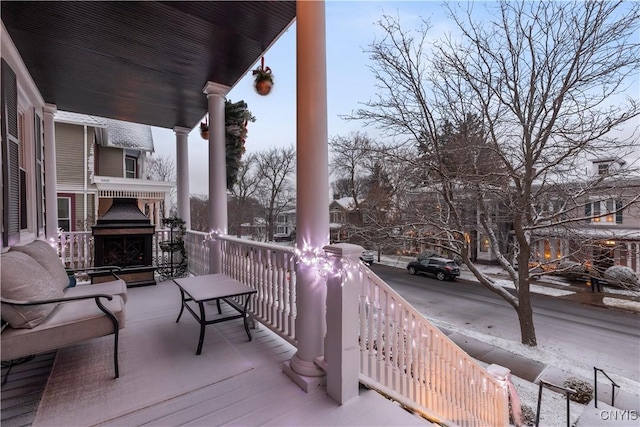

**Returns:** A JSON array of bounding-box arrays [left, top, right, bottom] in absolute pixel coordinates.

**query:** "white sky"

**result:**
[[150, 1, 640, 196]]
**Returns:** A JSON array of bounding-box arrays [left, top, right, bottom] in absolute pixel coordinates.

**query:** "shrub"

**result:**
[[563, 377, 593, 404], [555, 260, 587, 281], [516, 404, 536, 426], [603, 266, 640, 290]]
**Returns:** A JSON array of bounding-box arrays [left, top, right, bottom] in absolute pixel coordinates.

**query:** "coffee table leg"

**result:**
[[243, 294, 252, 341], [196, 302, 207, 355], [176, 288, 186, 323]]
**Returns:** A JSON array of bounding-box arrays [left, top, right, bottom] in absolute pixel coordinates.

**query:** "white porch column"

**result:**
[[203, 82, 230, 273], [284, 0, 330, 390], [43, 103, 58, 240], [174, 126, 191, 230]]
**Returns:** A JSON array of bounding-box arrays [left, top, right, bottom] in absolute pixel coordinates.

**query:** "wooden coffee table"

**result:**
[[173, 274, 257, 355]]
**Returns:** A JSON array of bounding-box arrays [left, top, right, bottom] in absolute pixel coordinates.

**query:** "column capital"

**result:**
[[203, 81, 230, 97], [43, 103, 57, 115], [173, 125, 191, 136]]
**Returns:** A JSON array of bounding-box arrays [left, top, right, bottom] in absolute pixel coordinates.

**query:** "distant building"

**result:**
[[329, 197, 361, 243], [54, 111, 174, 231], [529, 158, 640, 274], [274, 209, 296, 241]]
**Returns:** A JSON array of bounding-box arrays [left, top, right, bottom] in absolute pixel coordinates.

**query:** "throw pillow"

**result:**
[[10, 239, 69, 293], [1, 251, 64, 328]]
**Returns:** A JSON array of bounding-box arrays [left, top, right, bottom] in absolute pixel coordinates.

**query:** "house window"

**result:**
[[479, 235, 490, 252], [598, 163, 610, 175], [58, 197, 72, 231], [125, 155, 137, 178], [587, 199, 622, 224]]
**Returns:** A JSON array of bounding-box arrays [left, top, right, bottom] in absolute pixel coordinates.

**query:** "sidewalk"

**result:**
[[371, 253, 640, 425]]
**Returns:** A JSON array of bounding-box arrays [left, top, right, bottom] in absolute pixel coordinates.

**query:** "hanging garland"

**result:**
[[224, 99, 255, 189], [199, 100, 255, 189]]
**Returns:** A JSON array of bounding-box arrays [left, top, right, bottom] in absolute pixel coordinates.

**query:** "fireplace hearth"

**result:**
[[92, 198, 156, 287]]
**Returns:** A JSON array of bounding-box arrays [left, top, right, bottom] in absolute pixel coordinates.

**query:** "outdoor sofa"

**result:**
[[1, 239, 127, 381]]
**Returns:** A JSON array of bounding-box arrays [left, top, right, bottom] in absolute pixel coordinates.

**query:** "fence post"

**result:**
[[487, 364, 517, 426], [323, 243, 364, 404]]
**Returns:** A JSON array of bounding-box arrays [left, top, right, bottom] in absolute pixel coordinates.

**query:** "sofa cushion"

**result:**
[[1, 251, 65, 329], [10, 239, 69, 293], [1, 295, 125, 361]]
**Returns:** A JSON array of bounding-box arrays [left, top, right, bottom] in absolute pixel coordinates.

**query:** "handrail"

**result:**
[[356, 264, 509, 426], [594, 367, 619, 408], [535, 380, 576, 427]]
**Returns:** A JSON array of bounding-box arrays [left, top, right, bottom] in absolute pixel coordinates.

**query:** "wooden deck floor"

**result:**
[[1, 280, 431, 427]]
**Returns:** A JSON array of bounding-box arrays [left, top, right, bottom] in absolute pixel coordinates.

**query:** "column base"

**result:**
[[283, 356, 326, 393]]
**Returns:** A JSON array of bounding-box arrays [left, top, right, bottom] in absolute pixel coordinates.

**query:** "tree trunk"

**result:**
[[517, 280, 537, 346]]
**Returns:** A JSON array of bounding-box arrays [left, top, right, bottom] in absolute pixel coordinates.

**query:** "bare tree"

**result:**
[[229, 154, 262, 237], [146, 153, 176, 218], [146, 154, 175, 182], [329, 132, 375, 218], [349, 1, 640, 346], [254, 146, 296, 241], [330, 138, 417, 254], [189, 194, 209, 232]]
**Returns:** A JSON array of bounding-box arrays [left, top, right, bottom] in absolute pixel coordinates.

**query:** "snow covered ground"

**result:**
[[373, 253, 640, 426]]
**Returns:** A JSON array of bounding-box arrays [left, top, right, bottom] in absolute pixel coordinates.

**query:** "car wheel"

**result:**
[[436, 272, 446, 281], [408, 267, 416, 275]]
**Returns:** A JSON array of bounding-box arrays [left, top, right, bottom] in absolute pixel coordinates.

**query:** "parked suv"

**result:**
[[407, 257, 460, 281]]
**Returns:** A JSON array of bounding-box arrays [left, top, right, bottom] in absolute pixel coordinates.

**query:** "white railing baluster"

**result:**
[[355, 264, 509, 426]]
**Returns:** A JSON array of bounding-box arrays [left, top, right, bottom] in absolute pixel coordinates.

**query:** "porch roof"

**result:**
[[1, 1, 296, 130]]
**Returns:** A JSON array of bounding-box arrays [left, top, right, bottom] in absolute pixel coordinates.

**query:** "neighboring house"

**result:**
[[529, 158, 640, 274], [341, 157, 640, 273], [274, 209, 296, 240], [239, 217, 266, 241], [329, 196, 361, 243], [54, 111, 174, 231]]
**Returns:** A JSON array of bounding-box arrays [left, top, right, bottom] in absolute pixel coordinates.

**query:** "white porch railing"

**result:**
[[184, 230, 210, 276], [184, 231, 297, 346], [57, 230, 508, 424], [57, 229, 178, 270], [58, 231, 93, 270], [355, 264, 509, 426]]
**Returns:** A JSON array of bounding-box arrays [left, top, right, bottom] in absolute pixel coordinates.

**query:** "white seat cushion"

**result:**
[[1, 295, 125, 361]]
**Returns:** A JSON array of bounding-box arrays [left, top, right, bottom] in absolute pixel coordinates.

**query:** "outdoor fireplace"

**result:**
[[92, 198, 156, 287]]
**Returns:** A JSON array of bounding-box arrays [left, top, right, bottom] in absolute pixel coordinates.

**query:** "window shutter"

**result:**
[[584, 202, 591, 223], [1, 59, 20, 246], [34, 110, 44, 235], [615, 200, 623, 224]]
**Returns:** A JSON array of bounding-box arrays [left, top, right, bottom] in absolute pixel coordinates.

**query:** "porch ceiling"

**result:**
[[1, 1, 296, 130]]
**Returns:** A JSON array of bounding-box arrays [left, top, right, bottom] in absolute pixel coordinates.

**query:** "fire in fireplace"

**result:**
[[92, 198, 156, 287]]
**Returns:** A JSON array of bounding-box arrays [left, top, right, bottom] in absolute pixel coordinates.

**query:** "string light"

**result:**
[[293, 244, 362, 283], [203, 229, 226, 245]]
